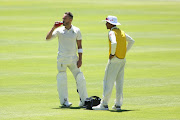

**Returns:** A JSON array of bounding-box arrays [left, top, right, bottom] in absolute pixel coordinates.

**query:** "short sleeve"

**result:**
[[76, 29, 82, 40]]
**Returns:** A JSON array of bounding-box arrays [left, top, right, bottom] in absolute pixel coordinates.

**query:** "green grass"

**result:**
[[0, 0, 180, 119]]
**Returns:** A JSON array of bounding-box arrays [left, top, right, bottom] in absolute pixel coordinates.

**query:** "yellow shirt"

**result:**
[[109, 28, 127, 59]]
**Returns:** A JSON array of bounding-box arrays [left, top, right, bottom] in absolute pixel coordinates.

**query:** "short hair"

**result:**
[[65, 12, 73, 20]]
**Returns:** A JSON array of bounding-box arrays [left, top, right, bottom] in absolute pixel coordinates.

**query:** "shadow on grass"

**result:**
[[52, 106, 82, 109], [52, 107, 135, 112], [109, 109, 135, 112]]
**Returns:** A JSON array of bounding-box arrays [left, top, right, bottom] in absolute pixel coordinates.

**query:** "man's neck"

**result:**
[[65, 24, 72, 30], [110, 26, 117, 30]]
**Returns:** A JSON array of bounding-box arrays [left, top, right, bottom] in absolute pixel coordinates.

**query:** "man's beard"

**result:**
[[63, 21, 70, 26]]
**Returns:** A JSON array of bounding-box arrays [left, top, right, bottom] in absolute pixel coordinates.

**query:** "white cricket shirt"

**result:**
[[51, 25, 82, 63]]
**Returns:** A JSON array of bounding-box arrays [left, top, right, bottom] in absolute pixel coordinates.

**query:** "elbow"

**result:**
[[46, 36, 48, 40], [111, 43, 117, 49], [129, 40, 135, 45], [46, 37, 50, 41], [132, 39, 135, 43], [132, 40, 135, 44]]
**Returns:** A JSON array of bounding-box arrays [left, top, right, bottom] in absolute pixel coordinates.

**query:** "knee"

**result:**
[[76, 72, 85, 83], [71, 68, 81, 78]]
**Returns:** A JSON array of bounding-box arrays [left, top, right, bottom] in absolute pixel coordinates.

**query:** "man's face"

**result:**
[[62, 14, 72, 26], [106, 22, 112, 29]]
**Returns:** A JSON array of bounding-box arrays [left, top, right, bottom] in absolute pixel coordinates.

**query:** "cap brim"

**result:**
[[102, 20, 121, 25]]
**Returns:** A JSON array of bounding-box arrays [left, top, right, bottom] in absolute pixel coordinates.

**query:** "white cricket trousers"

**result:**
[[56, 60, 88, 105], [101, 56, 126, 106]]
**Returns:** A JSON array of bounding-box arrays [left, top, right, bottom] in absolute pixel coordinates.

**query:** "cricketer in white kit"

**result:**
[[46, 12, 88, 107], [93, 16, 135, 110]]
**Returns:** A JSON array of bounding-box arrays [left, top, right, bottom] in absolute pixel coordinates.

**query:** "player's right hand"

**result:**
[[54, 21, 63, 28]]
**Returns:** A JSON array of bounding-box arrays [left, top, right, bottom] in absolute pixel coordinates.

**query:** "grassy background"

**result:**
[[0, 0, 180, 119]]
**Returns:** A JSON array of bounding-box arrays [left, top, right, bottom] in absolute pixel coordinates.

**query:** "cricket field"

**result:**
[[0, 0, 180, 119]]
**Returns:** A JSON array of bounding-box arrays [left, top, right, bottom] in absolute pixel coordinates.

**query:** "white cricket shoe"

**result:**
[[61, 101, 72, 108], [92, 104, 109, 110], [79, 101, 86, 108], [112, 105, 121, 110]]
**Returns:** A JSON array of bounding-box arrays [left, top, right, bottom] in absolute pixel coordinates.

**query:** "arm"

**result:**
[[46, 21, 61, 40], [109, 31, 117, 59], [76, 40, 82, 68], [46, 27, 56, 40], [126, 33, 135, 52]]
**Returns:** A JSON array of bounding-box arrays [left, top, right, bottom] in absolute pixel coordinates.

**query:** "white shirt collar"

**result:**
[[63, 25, 74, 32], [111, 26, 118, 31]]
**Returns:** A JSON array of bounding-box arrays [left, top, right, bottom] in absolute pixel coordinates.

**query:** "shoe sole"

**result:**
[[113, 108, 121, 110], [60, 103, 72, 108], [112, 106, 121, 110]]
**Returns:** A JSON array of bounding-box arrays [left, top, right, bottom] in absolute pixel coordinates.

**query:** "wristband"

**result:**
[[78, 49, 83, 53]]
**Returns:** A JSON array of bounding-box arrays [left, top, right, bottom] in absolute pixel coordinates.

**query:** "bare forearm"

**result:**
[[76, 40, 83, 68], [77, 53, 82, 68], [46, 27, 56, 40], [77, 41, 82, 60], [78, 53, 82, 61]]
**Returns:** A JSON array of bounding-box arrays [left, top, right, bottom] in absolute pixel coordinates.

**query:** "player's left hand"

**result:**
[[109, 54, 115, 60], [77, 60, 82, 68]]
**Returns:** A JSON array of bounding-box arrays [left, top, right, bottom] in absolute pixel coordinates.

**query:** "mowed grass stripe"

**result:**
[[0, 0, 180, 120]]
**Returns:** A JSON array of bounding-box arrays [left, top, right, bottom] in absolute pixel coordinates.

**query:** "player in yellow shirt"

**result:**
[[93, 16, 135, 110]]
